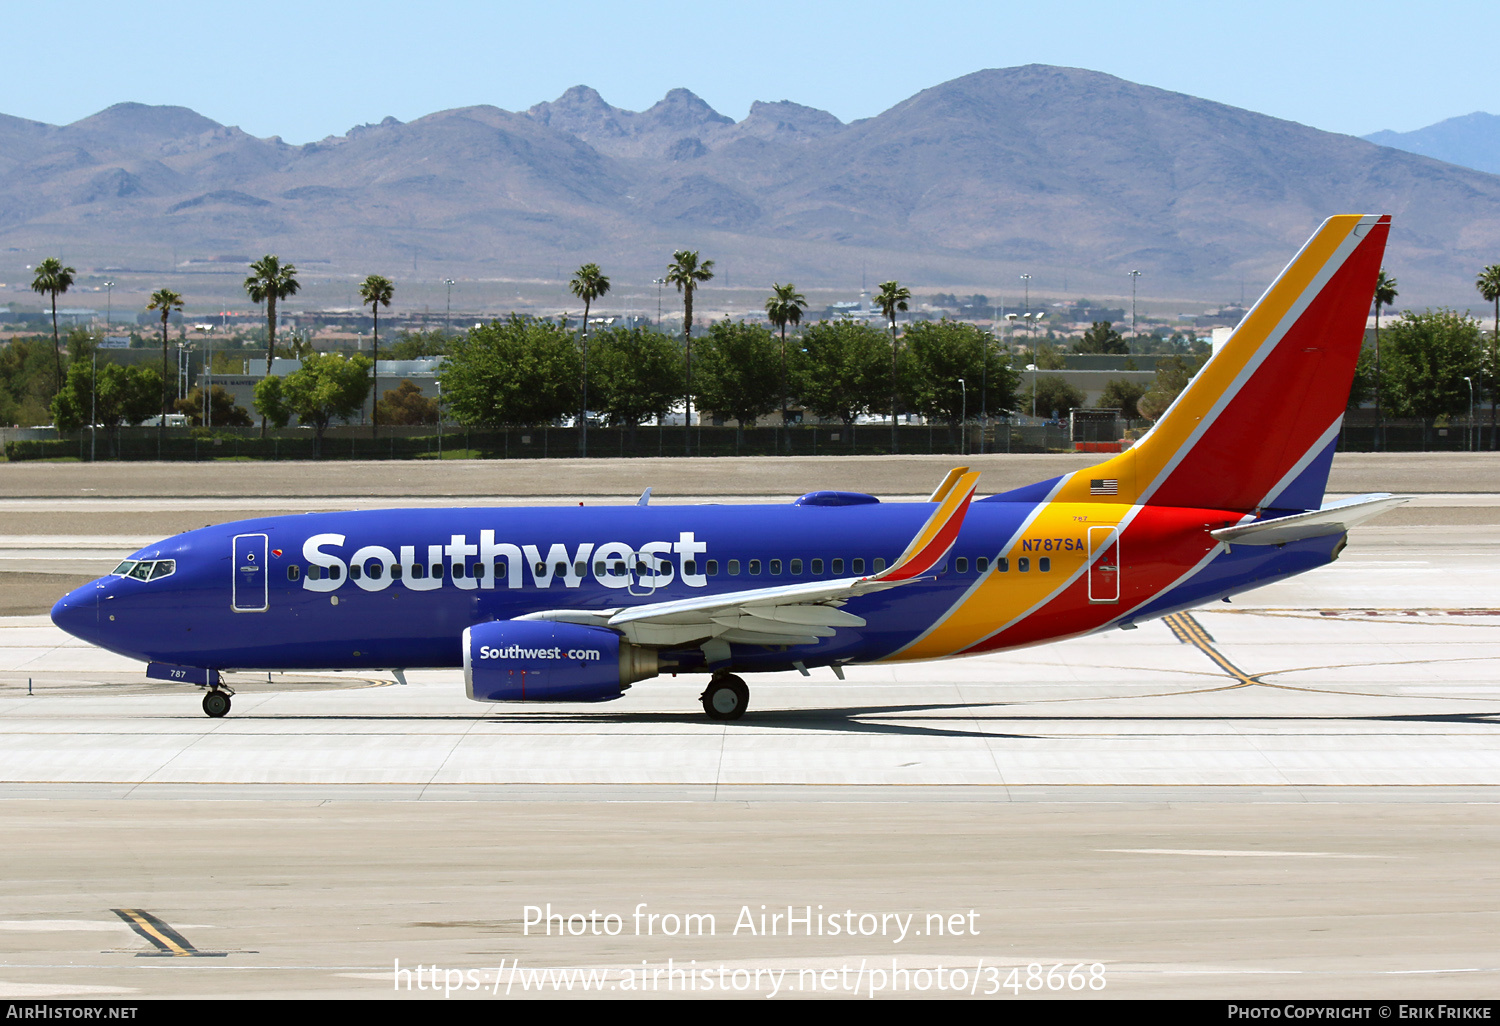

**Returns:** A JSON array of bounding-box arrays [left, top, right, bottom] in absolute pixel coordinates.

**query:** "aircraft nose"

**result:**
[[50, 583, 100, 641]]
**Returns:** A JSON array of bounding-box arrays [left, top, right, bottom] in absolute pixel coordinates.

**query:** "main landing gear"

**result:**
[[201, 683, 234, 718], [700, 673, 749, 721]]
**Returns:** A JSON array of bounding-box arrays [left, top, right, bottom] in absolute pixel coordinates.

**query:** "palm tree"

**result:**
[[1476, 265, 1500, 449], [665, 250, 714, 453], [30, 257, 75, 390], [875, 280, 911, 451], [569, 263, 611, 456], [359, 274, 395, 440], [147, 288, 184, 456], [764, 283, 808, 452], [243, 255, 300, 436], [1372, 269, 1398, 451]]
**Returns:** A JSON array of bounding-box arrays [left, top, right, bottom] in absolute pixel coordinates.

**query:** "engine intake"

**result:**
[[463, 620, 657, 703]]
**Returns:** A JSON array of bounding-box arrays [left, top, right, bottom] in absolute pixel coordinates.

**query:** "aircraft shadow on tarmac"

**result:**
[[199, 701, 1500, 739]]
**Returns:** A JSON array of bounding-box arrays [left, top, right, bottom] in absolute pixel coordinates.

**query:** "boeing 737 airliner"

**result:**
[[51, 215, 1403, 720]]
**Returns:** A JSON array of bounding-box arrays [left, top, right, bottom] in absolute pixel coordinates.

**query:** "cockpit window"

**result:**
[[115, 559, 176, 582]]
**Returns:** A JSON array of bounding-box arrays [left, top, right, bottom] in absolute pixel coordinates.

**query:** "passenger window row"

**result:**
[[283, 553, 1053, 584]]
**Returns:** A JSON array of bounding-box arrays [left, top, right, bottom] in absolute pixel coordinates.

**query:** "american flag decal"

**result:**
[[1090, 479, 1118, 495]]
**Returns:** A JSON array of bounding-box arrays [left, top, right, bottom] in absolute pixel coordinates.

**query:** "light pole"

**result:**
[[958, 378, 966, 455], [653, 278, 665, 328], [177, 341, 194, 401], [980, 330, 990, 455], [90, 345, 96, 463], [1020, 274, 1031, 326], [103, 280, 114, 332], [443, 278, 455, 334], [1465, 376, 1475, 452], [204, 328, 212, 429], [1128, 269, 1141, 353]]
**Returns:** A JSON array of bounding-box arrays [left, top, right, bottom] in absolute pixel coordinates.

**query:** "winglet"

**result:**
[[878, 471, 980, 582], [927, 466, 970, 503], [637, 487, 652, 507]]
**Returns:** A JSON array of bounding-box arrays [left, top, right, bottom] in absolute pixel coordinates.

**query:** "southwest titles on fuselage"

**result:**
[[301, 530, 710, 593]]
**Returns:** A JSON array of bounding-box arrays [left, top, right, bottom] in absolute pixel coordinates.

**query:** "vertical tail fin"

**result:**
[[1064, 214, 1390, 513]]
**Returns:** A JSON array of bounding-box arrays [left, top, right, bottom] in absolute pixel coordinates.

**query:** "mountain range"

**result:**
[[3, 65, 1499, 310], [1364, 112, 1500, 177]]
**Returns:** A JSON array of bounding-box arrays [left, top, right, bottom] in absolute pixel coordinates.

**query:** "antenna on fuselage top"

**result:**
[[637, 487, 652, 507]]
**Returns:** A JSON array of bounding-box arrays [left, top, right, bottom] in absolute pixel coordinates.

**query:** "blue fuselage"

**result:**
[[51, 499, 1340, 675]]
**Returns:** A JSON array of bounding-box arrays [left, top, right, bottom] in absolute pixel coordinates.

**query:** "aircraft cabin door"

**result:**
[[232, 533, 269, 612], [1087, 525, 1121, 604]]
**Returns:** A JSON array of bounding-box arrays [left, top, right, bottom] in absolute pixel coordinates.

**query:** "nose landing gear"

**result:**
[[699, 673, 749, 721]]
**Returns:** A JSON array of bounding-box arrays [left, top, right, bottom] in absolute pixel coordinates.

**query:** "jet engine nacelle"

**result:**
[[463, 620, 657, 703]]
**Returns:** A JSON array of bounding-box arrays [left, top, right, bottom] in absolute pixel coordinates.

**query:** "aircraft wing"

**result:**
[[517, 470, 981, 652], [1209, 493, 1411, 547]]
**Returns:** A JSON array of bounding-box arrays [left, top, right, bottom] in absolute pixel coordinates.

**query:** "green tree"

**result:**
[[1136, 354, 1206, 422], [175, 385, 252, 428], [589, 326, 685, 437], [1475, 265, 1500, 448], [358, 274, 395, 439], [1373, 269, 1398, 449], [263, 352, 373, 456], [439, 315, 580, 429], [1380, 309, 1483, 447], [874, 281, 911, 448], [388, 330, 450, 360], [1347, 346, 1376, 413], [244, 255, 300, 436], [692, 320, 780, 446], [1097, 378, 1147, 420], [1075, 321, 1128, 355], [1019, 375, 1085, 422], [146, 288, 183, 451], [1032, 342, 1067, 370], [253, 375, 290, 430], [30, 257, 74, 390], [764, 282, 808, 444], [375, 380, 439, 426], [792, 320, 892, 431], [51, 361, 160, 456], [569, 263, 611, 455], [0, 337, 62, 426], [665, 250, 714, 446], [900, 320, 1014, 437]]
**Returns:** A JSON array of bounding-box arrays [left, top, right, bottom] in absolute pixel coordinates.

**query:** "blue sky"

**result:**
[[5, 0, 1496, 143]]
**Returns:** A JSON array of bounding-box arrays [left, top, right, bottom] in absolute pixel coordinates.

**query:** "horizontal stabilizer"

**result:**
[[1209, 494, 1410, 546]]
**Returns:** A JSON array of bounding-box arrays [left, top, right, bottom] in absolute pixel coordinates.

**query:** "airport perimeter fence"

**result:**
[[1336, 422, 1496, 452], [2, 421, 1082, 462], [5, 419, 1493, 462]]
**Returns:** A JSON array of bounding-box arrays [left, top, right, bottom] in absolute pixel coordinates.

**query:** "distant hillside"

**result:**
[[3, 67, 1500, 308], [1365, 112, 1500, 176]]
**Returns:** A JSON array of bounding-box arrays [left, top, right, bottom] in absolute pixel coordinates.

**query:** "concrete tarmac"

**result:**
[[0, 455, 1497, 1000]]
